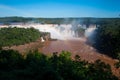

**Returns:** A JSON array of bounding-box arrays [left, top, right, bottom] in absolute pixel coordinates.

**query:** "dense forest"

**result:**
[[93, 19, 120, 59], [0, 49, 118, 80], [0, 27, 41, 47]]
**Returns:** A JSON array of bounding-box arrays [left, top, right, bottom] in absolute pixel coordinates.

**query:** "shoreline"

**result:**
[[2, 38, 120, 78]]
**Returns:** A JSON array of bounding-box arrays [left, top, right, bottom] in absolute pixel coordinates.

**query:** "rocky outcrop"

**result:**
[[41, 32, 51, 41]]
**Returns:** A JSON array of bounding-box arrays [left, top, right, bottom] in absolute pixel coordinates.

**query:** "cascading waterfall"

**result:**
[[29, 24, 97, 42], [34, 24, 81, 40], [8, 23, 96, 41], [85, 25, 97, 44]]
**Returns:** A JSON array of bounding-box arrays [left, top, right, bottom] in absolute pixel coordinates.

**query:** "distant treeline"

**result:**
[[0, 49, 118, 80], [0, 27, 41, 47], [0, 16, 120, 25]]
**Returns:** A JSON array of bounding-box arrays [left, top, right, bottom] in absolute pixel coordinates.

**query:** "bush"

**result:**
[[0, 27, 41, 47], [0, 50, 118, 80]]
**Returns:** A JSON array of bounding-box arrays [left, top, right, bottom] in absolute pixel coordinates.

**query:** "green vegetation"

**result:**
[[0, 16, 120, 24], [0, 49, 118, 80], [115, 54, 120, 68], [0, 17, 33, 23], [0, 27, 41, 46], [0, 17, 120, 79], [94, 19, 120, 58]]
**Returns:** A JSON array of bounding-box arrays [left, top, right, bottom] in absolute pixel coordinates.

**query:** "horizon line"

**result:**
[[0, 16, 120, 19]]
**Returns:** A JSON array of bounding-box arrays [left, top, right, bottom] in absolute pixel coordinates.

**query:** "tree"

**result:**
[[115, 53, 120, 68], [0, 49, 118, 80], [0, 27, 49, 47], [93, 19, 120, 58]]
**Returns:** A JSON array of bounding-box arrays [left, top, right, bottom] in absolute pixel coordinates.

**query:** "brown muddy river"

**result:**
[[40, 39, 120, 77], [40, 38, 102, 61]]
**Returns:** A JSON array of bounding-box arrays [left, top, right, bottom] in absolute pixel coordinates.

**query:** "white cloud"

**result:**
[[0, 4, 35, 17]]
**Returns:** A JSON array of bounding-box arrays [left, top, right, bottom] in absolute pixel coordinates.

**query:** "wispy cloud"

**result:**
[[0, 4, 35, 17]]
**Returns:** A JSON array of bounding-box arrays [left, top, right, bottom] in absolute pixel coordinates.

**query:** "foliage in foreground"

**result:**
[[0, 50, 118, 80], [0, 27, 41, 47], [115, 54, 120, 68]]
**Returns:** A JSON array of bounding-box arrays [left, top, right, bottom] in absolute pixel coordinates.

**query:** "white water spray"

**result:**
[[3, 23, 96, 41], [41, 37, 45, 42], [33, 24, 81, 40], [85, 25, 97, 44], [85, 27, 96, 37]]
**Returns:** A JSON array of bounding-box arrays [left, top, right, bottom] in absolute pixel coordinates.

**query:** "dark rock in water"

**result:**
[[49, 39, 58, 41]]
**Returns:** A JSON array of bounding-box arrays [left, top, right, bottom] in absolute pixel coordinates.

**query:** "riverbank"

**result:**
[[2, 38, 45, 54], [40, 39, 120, 78], [2, 38, 120, 78]]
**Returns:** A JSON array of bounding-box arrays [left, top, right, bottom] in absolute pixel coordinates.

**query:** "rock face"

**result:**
[[41, 32, 51, 41], [41, 37, 45, 42]]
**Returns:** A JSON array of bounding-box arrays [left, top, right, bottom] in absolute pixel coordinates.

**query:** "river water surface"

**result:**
[[40, 38, 102, 61]]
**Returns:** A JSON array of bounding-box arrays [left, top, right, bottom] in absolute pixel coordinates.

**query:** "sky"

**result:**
[[0, 0, 120, 18]]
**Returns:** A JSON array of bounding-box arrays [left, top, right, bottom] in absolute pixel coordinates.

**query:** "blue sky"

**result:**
[[0, 0, 120, 18]]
